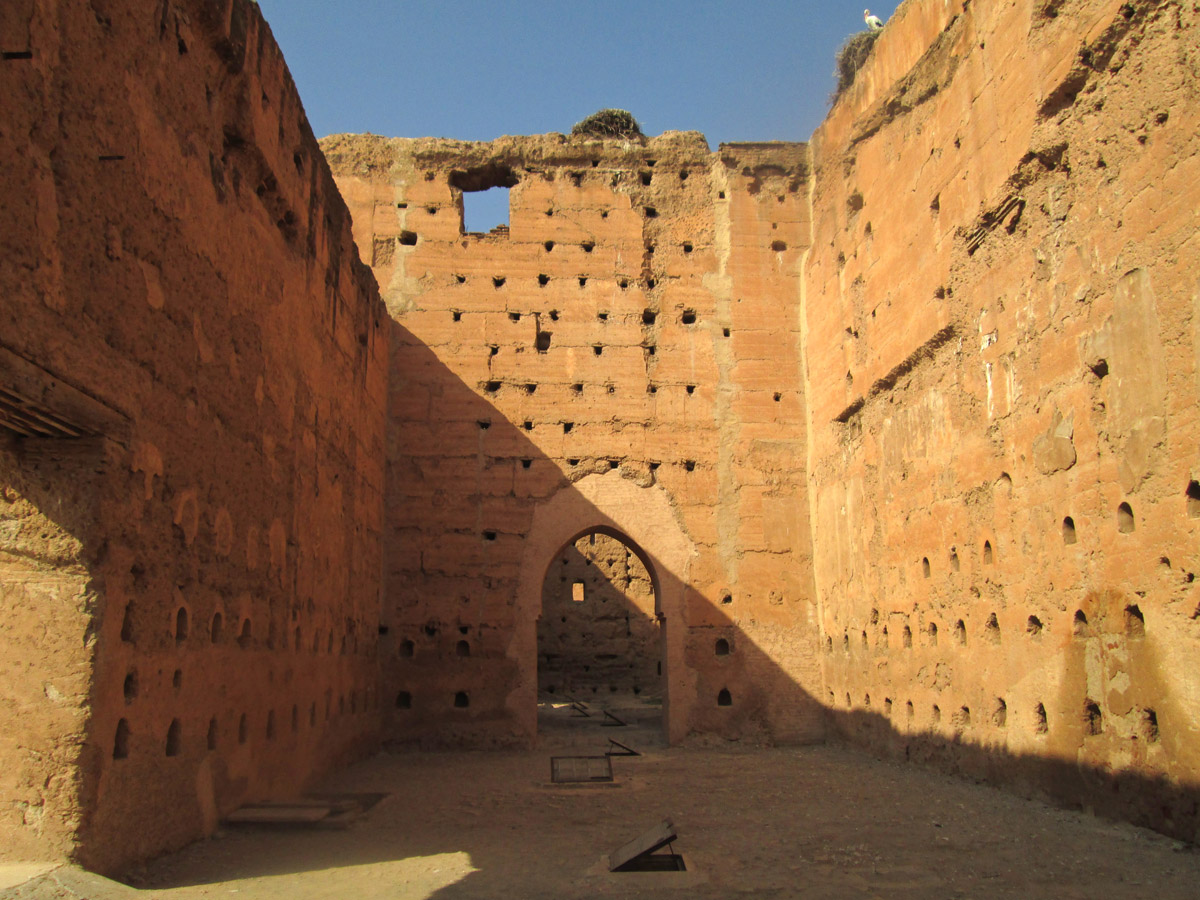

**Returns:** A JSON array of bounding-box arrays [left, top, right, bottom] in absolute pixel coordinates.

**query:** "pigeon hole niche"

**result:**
[[537, 531, 663, 719]]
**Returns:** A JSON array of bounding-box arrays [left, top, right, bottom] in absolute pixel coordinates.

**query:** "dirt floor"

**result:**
[[6, 699, 1200, 899]]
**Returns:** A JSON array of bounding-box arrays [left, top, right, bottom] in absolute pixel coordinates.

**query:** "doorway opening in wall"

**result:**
[[450, 163, 518, 236], [537, 529, 665, 742]]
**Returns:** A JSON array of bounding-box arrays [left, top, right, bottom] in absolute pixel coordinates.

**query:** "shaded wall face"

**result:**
[[805, 0, 1200, 839], [325, 132, 826, 748], [0, 0, 387, 872], [538, 533, 661, 700]]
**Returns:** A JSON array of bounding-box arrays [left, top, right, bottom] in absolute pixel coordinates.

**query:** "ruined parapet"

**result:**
[[0, 0, 387, 872]]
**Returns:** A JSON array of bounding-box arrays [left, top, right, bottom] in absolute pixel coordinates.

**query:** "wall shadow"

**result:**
[[537, 532, 663, 707], [377, 318, 824, 751], [131, 317, 1200, 891]]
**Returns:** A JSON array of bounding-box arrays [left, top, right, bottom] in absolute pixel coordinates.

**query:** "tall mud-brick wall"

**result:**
[[324, 133, 825, 748], [0, 0, 387, 872], [804, 0, 1200, 840]]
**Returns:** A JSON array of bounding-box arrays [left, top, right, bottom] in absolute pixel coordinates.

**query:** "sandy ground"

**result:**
[[7, 700, 1200, 899]]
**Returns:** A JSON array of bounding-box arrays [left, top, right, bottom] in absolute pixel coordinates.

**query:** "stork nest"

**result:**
[[571, 109, 644, 139], [833, 30, 881, 99]]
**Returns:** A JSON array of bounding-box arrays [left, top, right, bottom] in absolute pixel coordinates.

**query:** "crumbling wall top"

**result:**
[[321, 130, 715, 177]]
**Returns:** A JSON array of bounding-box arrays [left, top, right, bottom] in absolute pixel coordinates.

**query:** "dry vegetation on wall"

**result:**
[[570, 108, 645, 139], [833, 30, 881, 98]]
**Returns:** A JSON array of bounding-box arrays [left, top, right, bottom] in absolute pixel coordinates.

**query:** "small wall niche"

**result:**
[[1142, 708, 1159, 742], [206, 718, 218, 750], [1125, 604, 1145, 638], [175, 607, 189, 643], [715, 638, 731, 656], [993, 698, 1008, 728], [1117, 502, 1135, 533], [165, 719, 182, 757], [113, 720, 131, 760], [1027, 615, 1044, 636], [211, 613, 223, 643], [982, 540, 993, 564], [921, 558, 931, 578], [1034, 703, 1049, 734], [927, 622, 938, 645], [717, 688, 732, 707], [456, 640, 471, 657], [1062, 516, 1077, 544], [954, 620, 967, 645], [1073, 609, 1089, 637], [1083, 699, 1103, 736], [1187, 480, 1200, 517], [454, 691, 470, 708]]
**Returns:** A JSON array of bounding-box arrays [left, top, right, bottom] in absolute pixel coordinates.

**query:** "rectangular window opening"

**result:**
[[462, 187, 511, 235], [572, 581, 585, 603], [451, 164, 518, 236]]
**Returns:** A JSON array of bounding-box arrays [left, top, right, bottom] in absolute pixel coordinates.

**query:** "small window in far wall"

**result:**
[[572, 581, 585, 603], [462, 187, 510, 234]]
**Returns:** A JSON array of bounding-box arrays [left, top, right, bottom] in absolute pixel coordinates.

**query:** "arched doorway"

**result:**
[[537, 529, 663, 730], [510, 471, 698, 746]]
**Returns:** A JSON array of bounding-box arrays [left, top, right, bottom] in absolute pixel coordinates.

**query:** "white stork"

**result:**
[[864, 9, 885, 30]]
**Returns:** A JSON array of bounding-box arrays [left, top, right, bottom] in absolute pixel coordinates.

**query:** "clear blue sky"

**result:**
[[259, 1, 901, 148]]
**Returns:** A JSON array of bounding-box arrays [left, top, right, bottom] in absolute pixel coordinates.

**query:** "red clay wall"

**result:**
[[804, 0, 1200, 839], [0, 0, 386, 871], [324, 133, 826, 748]]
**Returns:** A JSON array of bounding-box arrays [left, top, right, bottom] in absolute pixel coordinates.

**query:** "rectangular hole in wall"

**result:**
[[451, 164, 518, 235], [462, 187, 510, 234]]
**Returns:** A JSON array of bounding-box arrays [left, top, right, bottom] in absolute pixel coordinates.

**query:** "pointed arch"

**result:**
[[510, 471, 698, 743]]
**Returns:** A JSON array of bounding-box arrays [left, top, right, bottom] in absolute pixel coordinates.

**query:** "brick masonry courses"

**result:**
[[323, 131, 825, 749]]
